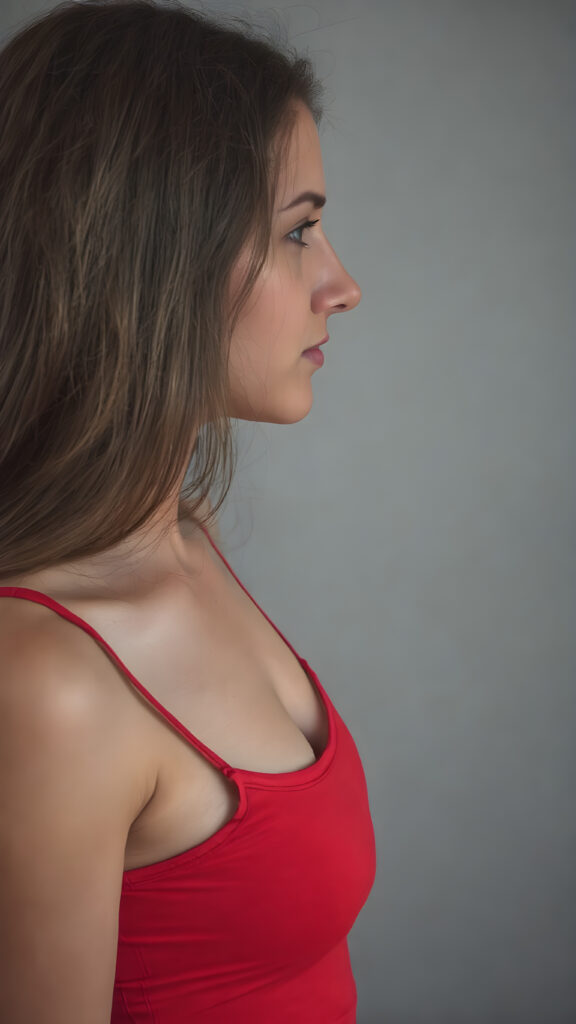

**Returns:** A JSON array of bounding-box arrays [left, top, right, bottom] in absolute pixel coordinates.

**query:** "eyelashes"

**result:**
[[287, 218, 320, 248]]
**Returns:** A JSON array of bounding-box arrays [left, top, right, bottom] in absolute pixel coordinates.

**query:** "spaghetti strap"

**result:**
[[0, 584, 236, 776], [0, 568, 377, 1024], [0, 570, 334, 783], [198, 525, 306, 669]]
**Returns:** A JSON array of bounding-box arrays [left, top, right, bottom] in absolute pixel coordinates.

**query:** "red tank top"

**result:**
[[0, 527, 377, 1023]]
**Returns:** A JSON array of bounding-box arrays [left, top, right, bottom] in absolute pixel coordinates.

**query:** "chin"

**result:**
[[238, 406, 312, 426], [268, 402, 314, 425], [230, 382, 315, 425]]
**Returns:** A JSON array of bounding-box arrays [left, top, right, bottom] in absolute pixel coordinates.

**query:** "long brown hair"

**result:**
[[0, 0, 325, 577]]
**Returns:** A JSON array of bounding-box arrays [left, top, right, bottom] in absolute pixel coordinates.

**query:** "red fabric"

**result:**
[[0, 527, 376, 1022]]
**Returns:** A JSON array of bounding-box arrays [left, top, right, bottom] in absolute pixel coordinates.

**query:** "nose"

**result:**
[[337, 272, 362, 313], [325, 264, 362, 316], [329, 233, 362, 312]]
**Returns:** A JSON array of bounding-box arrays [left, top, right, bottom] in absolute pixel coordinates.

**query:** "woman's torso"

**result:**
[[0, 523, 330, 872]]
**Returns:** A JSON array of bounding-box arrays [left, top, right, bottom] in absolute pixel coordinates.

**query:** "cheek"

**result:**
[[228, 256, 306, 379], [236, 282, 295, 357]]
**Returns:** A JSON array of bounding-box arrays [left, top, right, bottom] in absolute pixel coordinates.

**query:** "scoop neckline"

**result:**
[[0, 583, 339, 885]]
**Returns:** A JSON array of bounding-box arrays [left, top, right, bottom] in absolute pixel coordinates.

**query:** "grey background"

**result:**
[[2, 1, 575, 1021]]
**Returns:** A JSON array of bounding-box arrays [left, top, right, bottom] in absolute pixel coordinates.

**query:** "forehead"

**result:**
[[278, 104, 325, 200]]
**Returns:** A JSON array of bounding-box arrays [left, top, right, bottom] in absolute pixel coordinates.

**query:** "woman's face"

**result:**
[[226, 102, 362, 425]]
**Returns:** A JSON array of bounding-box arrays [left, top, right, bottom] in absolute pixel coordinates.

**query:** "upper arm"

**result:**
[[0, 637, 135, 1023]]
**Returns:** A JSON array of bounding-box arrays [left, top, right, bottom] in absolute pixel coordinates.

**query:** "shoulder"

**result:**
[[0, 601, 153, 826], [0, 609, 141, 1022]]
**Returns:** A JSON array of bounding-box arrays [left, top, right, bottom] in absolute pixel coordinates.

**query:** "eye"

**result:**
[[287, 218, 320, 248]]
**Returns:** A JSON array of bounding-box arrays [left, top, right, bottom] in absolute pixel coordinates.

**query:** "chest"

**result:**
[[0, 532, 331, 871], [83, 543, 329, 870]]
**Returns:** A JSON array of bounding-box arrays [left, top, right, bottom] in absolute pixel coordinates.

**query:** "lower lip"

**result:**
[[302, 346, 325, 367]]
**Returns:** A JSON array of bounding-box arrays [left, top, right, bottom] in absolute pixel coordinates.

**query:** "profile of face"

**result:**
[[226, 102, 362, 425]]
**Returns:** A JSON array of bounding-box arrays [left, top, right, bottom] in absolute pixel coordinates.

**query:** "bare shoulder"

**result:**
[[0, 606, 147, 817], [0, 601, 100, 721], [0, 601, 154, 818], [0, 612, 145, 1022]]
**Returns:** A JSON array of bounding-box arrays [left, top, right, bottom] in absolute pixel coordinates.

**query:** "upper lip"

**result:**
[[305, 334, 329, 351]]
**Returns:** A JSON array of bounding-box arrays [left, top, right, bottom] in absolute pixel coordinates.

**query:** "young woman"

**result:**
[[0, 2, 375, 1021]]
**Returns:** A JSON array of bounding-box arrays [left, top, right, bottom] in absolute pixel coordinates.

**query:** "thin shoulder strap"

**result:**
[[198, 525, 306, 669], [0, 584, 236, 777]]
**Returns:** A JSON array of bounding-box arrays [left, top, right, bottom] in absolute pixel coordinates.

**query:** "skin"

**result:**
[[62, 101, 362, 588], [0, 102, 364, 1024], [226, 102, 362, 424]]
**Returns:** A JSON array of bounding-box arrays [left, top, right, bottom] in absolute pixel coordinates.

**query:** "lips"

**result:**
[[304, 334, 329, 351]]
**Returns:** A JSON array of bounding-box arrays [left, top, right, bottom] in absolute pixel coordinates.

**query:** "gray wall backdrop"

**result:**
[[2, 1, 574, 1022]]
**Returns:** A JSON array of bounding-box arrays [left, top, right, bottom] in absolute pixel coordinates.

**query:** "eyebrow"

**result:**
[[279, 191, 327, 213]]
